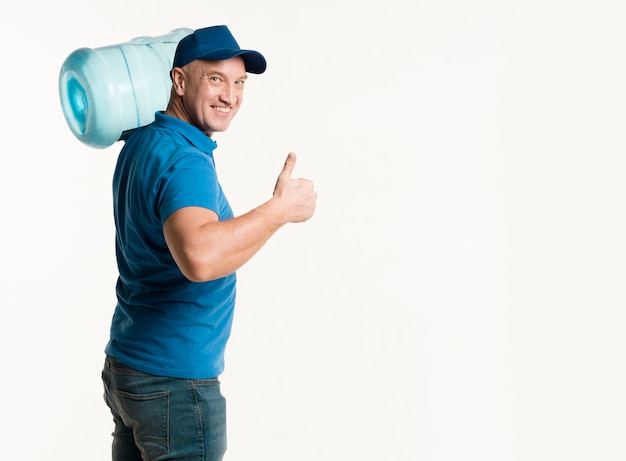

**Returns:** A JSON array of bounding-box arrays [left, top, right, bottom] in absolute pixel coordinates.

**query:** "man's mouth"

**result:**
[[213, 106, 231, 113]]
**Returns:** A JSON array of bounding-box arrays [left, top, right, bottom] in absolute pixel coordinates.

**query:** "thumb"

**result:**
[[279, 152, 297, 180]]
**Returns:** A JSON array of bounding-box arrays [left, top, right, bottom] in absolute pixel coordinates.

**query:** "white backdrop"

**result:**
[[2, 1, 625, 460]]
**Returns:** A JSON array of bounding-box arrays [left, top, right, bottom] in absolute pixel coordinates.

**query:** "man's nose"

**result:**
[[220, 84, 236, 105]]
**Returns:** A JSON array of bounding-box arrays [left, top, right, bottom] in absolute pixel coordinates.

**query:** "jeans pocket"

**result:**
[[116, 389, 170, 459]]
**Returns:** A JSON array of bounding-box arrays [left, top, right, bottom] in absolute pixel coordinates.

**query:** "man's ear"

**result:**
[[171, 67, 185, 95]]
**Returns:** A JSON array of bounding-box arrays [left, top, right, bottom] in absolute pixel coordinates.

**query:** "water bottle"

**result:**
[[58, 28, 193, 149]]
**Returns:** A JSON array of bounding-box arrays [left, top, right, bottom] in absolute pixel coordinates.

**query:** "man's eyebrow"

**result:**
[[200, 68, 248, 81]]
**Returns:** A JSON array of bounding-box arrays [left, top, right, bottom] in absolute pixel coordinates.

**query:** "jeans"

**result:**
[[102, 356, 227, 461]]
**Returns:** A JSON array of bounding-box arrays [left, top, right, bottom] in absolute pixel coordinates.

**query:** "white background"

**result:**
[[2, 1, 625, 460]]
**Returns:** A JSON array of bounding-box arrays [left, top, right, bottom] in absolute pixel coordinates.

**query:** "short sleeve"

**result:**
[[156, 151, 221, 223]]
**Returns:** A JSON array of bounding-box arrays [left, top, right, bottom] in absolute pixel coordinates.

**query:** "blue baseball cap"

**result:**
[[172, 25, 266, 74]]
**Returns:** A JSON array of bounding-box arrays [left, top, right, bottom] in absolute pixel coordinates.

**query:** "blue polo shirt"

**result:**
[[105, 112, 236, 379]]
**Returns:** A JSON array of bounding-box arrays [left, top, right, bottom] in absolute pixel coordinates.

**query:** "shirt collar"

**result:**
[[153, 111, 218, 153]]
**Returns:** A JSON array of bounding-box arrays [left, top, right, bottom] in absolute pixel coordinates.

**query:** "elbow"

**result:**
[[180, 268, 211, 283], [182, 269, 223, 283], [175, 252, 229, 283]]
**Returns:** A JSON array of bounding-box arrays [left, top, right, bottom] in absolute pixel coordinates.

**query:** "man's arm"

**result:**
[[163, 153, 316, 282]]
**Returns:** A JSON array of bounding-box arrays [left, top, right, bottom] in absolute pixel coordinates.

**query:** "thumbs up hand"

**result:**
[[272, 153, 317, 223]]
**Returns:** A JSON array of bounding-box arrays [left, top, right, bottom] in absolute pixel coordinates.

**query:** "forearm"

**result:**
[[195, 200, 285, 280]]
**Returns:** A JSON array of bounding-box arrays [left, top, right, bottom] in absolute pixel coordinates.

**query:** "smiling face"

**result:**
[[167, 56, 247, 136]]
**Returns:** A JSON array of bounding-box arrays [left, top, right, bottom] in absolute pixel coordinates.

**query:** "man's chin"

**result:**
[[204, 123, 232, 137]]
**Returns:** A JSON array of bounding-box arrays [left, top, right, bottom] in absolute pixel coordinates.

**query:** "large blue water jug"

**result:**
[[59, 28, 193, 149]]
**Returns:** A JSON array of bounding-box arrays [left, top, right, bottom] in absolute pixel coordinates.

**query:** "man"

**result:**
[[101, 25, 317, 461]]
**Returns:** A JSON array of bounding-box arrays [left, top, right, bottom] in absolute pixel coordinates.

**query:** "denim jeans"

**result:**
[[102, 356, 227, 461]]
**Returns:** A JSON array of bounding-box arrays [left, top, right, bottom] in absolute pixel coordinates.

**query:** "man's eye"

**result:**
[[210, 77, 221, 83]]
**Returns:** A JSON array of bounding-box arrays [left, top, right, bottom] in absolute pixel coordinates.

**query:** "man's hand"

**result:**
[[272, 152, 317, 223]]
